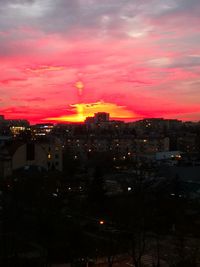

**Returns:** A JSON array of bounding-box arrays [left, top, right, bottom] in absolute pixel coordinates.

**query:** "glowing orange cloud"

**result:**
[[46, 101, 137, 122]]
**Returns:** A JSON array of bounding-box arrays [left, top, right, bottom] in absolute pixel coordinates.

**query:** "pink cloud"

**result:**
[[0, 13, 199, 123]]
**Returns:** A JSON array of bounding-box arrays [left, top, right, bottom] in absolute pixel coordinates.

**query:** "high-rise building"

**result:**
[[94, 112, 109, 123]]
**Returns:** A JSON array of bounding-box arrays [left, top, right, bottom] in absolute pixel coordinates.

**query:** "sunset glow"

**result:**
[[0, 0, 200, 123], [47, 101, 137, 123]]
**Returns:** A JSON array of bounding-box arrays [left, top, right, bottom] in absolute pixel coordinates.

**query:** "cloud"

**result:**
[[0, 0, 199, 38], [0, 77, 27, 84], [169, 55, 200, 68], [0, 0, 200, 122], [26, 65, 66, 73], [0, 0, 159, 36], [0, 104, 67, 122]]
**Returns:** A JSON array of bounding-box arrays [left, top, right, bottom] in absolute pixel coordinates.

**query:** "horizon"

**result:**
[[0, 0, 200, 123], [2, 113, 200, 126]]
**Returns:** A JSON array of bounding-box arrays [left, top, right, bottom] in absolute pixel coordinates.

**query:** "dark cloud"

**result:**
[[0, 0, 145, 34], [0, 0, 199, 38]]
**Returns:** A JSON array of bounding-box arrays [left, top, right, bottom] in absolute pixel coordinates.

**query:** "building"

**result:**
[[133, 118, 182, 134], [94, 112, 109, 123], [177, 133, 198, 153], [4, 139, 63, 172], [0, 150, 12, 179], [155, 151, 182, 160], [134, 137, 170, 155], [85, 116, 95, 125], [31, 123, 54, 137]]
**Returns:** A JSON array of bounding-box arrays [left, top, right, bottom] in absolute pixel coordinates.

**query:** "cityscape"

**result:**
[[1, 0, 200, 266], [0, 113, 200, 266]]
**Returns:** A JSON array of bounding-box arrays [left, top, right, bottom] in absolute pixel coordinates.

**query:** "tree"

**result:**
[[87, 166, 107, 216]]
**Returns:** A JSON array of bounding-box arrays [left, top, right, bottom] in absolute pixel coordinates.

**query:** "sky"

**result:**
[[0, 0, 200, 123]]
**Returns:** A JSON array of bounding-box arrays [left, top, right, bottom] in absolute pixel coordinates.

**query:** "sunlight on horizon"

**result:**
[[46, 101, 137, 122]]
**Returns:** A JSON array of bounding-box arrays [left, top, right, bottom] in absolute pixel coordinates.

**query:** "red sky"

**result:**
[[0, 0, 200, 123]]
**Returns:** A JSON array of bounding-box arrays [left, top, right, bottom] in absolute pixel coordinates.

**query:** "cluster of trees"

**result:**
[[1, 165, 200, 266]]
